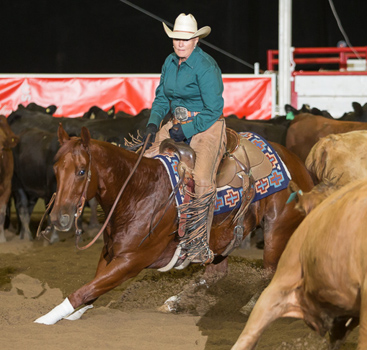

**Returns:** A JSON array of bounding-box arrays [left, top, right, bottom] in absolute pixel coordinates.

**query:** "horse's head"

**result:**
[[50, 124, 98, 231]]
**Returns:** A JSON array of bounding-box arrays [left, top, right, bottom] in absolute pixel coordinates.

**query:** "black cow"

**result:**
[[11, 128, 60, 241], [84, 108, 152, 144], [82, 105, 115, 120], [339, 102, 367, 122], [17, 102, 57, 115], [224, 114, 291, 146], [7, 105, 151, 143], [286, 102, 367, 122], [114, 110, 134, 118], [8, 108, 59, 133]]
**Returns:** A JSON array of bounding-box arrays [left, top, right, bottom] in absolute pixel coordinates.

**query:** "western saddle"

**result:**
[[160, 127, 272, 191]]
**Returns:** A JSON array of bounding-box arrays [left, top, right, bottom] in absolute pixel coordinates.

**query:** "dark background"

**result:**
[[1, 0, 366, 74]]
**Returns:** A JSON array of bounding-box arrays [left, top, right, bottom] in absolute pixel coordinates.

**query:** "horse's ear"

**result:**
[[80, 127, 91, 148], [58, 123, 70, 145]]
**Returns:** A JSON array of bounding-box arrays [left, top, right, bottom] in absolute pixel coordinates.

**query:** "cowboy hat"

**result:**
[[163, 13, 211, 40]]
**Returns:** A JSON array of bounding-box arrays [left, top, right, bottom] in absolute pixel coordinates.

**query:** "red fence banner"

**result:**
[[0, 74, 275, 119]]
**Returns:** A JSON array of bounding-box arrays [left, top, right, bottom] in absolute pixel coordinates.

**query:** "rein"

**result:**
[[36, 192, 56, 241], [75, 134, 152, 250]]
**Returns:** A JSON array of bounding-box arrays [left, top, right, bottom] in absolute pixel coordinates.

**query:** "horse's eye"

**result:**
[[78, 169, 86, 176]]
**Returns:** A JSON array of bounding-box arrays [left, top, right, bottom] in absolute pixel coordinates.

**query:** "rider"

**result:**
[[143, 13, 227, 265]]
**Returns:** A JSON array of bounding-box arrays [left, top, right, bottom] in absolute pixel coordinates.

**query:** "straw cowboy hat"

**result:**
[[163, 13, 211, 40]]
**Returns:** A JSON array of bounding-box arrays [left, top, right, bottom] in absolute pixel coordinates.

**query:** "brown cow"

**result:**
[[0, 115, 19, 242], [231, 178, 367, 350], [288, 130, 367, 215], [286, 113, 367, 163]]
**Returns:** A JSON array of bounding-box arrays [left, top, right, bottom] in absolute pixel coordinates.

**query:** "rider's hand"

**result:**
[[143, 123, 158, 149], [169, 123, 186, 142]]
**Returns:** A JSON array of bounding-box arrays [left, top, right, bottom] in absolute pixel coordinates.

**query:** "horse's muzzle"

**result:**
[[50, 208, 74, 232], [59, 214, 71, 229]]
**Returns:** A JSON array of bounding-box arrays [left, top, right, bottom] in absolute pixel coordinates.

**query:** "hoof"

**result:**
[[157, 295, 180, 313], [239, 292, 260, 316]]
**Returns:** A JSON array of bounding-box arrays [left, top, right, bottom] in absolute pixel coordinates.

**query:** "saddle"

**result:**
[[157, 129, 273, 270], [217, 128, 273, 188], [159, 128, 273, 191]]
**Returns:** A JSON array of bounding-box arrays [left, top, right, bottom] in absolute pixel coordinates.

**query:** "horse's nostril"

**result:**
[[59, 214, 70, 228]]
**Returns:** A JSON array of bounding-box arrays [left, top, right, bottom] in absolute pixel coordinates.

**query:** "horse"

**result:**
[[34, 124, 314, 325]]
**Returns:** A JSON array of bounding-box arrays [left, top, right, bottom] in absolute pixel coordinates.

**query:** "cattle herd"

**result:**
[[1, 100, 367, 349]]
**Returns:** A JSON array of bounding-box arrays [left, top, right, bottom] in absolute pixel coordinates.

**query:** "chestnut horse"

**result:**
[[34, 125, 313, 324]]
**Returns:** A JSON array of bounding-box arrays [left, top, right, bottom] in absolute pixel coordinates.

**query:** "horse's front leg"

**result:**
[[34, 252, 147, 325]]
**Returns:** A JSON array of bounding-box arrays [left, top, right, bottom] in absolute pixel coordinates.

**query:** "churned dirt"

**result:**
[[0, 210, 359, 350]]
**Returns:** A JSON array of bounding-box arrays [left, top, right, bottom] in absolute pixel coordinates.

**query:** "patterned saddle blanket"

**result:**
[[154, 132, 291, 216]]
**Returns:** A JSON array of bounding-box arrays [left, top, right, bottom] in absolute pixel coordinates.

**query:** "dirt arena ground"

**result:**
[[0, 208, 359, 350]]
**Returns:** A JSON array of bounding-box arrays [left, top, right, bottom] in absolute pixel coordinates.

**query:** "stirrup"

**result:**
[[176, 241, 214, 268], [191, 246, 214, 265]]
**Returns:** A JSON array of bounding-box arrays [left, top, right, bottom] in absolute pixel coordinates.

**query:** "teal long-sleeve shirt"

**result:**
[[148, 46, 224, 139]]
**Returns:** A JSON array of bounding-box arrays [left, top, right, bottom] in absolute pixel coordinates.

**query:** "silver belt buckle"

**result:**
[[174, 107, 189, 122]]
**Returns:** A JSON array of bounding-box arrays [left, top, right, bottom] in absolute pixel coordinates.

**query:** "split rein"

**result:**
[[36, 134, 152, 250]]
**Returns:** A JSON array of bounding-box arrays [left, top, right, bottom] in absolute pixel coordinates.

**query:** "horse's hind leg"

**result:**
[[262, 212, 301, 271]]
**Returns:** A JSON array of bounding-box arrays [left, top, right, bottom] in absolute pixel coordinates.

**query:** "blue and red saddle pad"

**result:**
[[154, 132, 291, 216]]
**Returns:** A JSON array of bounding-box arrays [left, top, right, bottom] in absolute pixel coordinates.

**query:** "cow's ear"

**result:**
[[284, 104, 296, 114], [80, 127, 91, 149], [352, 102, 363, 116], [287, 180, 303, 204], [5, 135, 19, 148], [107, 105, 115, 118], [58, 123, 70, 145], [288, 180, 299, 194]]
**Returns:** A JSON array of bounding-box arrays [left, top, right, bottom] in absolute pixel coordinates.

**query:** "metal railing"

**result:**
[[267, 46, 367, 71]]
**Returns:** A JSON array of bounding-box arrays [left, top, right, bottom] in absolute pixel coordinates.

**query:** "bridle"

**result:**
[[36, 144, 92, 243], [37, 134, 152, 249], [74, 147, 92, 238]]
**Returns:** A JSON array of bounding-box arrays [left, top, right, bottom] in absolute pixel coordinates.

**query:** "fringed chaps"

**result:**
[[177, 187, 216, 264]]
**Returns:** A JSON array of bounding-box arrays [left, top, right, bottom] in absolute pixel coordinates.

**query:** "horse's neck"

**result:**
[[93, 144, 138, 186], [92, 144, 169, 208]]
